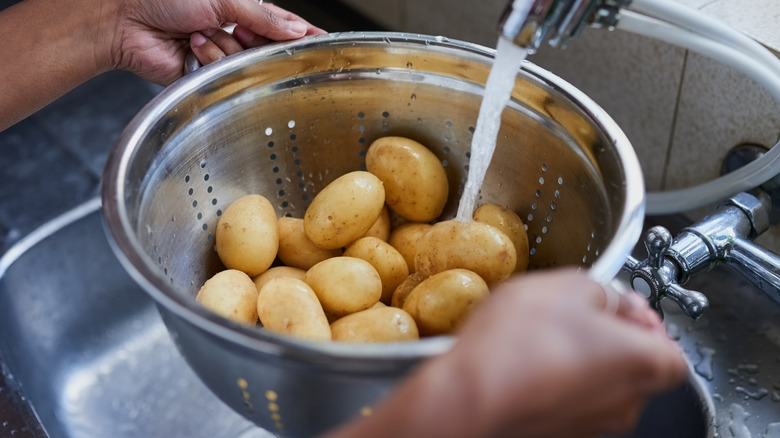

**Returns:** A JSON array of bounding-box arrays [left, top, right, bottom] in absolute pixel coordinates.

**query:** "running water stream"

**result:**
[[455, 37, 530, 221]]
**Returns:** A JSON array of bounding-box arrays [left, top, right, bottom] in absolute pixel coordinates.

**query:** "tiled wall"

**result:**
[[341, 0, 780, 250]]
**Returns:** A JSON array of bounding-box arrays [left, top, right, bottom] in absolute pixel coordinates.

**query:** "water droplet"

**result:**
[[736, 386, 769, 400], [666, 323, 681, 341], [694, 346, 716, 381], [766, 423, 780, 437], [410, 93, 416, 100], [728, 404, 752, 438], [407, 61, 413, 69], [739, 364, 760, 374]]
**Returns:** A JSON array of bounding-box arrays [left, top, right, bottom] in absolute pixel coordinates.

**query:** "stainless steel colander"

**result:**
[[102, 32, 644, 437]]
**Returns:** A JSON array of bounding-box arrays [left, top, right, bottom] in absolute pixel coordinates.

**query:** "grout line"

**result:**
[[660, 50, 690, 191]]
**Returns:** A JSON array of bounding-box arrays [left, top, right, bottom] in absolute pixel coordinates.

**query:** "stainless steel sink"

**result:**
[[0, 200, 272, 438], [4, 199, 777, 437]]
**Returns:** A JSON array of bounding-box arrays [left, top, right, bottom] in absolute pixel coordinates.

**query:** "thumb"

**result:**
[[227, 1, 314, 41]]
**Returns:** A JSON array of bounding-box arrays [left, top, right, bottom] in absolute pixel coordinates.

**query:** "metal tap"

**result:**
[[498, 0, 633, 52], [624, 192, 780, 319]]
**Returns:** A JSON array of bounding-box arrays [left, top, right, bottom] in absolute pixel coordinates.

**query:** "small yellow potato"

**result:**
[[277, 217, 342, 270], [257, 277, 331, 341], [371, 301, 387, 309], [331, 307, 419, 343], [305, 257, 382, 317], [361, 206, 391, 241], [216, 194, 278, 277], [414, 220, 516, 285], [402, 269, 489, 336], [196, 269, 258, 326], [366, 136, 449, 222], [304, 171, 385, 249], [473, 203, 530, 273], [391, 272, 427, 309], [388, 222, 433, 273], [253, 266, 307, 295], [344, 237, 409, 304]]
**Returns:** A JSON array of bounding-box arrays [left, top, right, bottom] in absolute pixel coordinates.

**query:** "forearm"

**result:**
[[0, 0, 117, 131]]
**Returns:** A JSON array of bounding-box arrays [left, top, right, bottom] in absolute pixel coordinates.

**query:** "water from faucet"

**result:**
[[455, 36, 529, 221]]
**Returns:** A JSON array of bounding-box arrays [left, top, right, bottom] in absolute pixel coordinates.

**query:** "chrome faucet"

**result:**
[[498, 0, 632, 51], [624, 192, 780, 319]]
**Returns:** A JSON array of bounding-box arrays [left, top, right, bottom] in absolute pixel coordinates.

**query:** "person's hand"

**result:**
[[445, 269, 687, 437], [108, 0, 324, 85], [323, 269, 687, 438], [188, 4, 320, 68]]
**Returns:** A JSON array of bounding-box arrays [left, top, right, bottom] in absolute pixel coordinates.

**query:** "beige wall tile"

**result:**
[[529, 30, 685, 191], [698, 0, 780, 53], [339, 0, 404, 30], [663, 52, 780, 193], [402, 0, 506, 47]]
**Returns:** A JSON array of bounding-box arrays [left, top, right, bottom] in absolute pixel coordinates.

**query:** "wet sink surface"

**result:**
[[3, 200, 778, 437], [0, 200, 272, 438]]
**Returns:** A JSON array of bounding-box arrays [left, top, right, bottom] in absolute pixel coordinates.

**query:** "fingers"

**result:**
[[190, 27, 244, 65], [190, 32, 227, 65], [233, 24, 271, 48], [189, 3, 326, 68], [227, 1, 324, 42], [262, 4, 326, 36]]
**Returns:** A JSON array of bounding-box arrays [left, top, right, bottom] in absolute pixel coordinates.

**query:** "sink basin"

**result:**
[[0, 200, 271, 438], [0, 200, 723, 437]]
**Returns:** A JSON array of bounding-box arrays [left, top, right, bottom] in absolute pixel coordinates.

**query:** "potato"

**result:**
[[253, 266, 307, 294], [331, 307, 419, 343], [473, 203, 530, 273], [304, 171, 385, 249], [362, 206, 391, 241], [391, 272, 427, 309], [257, 277, 331, 341], [196, 269, 258, 326], [388, 222, 433, 273], [402, 269, 489, 336], [277, 217, 342, 270], [216, 194, 278, 277], [366, 137, 449, 222], [305, 256, 382, 316], [414, 220, 516, 285], [344, 237, 409, 304]]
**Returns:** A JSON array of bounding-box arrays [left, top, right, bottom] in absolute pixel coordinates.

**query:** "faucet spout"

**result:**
[[498, 0, 632, 51]]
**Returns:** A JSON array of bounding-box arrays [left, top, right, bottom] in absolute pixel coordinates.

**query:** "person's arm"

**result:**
[[322, 269, 687, 438], [0, 0, 322, 131]]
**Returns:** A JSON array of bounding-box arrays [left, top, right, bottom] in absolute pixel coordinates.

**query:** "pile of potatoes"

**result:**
[[196, 136, 530, 343]]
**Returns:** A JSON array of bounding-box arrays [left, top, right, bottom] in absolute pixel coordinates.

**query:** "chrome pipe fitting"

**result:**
[[625, 192, 780, 319], [498, 0, 632, 51]]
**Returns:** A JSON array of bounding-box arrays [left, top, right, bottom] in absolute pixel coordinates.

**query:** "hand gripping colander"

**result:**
[[102, 32, 644, 437]]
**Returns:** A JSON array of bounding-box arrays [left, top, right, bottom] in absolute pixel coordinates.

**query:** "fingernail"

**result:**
[[202, 28, 218, 37], [286, 20, 307, 35], [191, 32, 207, 47]]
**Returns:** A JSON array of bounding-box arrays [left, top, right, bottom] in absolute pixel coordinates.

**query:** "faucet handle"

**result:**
[[624, 226, 709, 320], [664, 283, 710, 320], [644, 226, 671, 270]]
